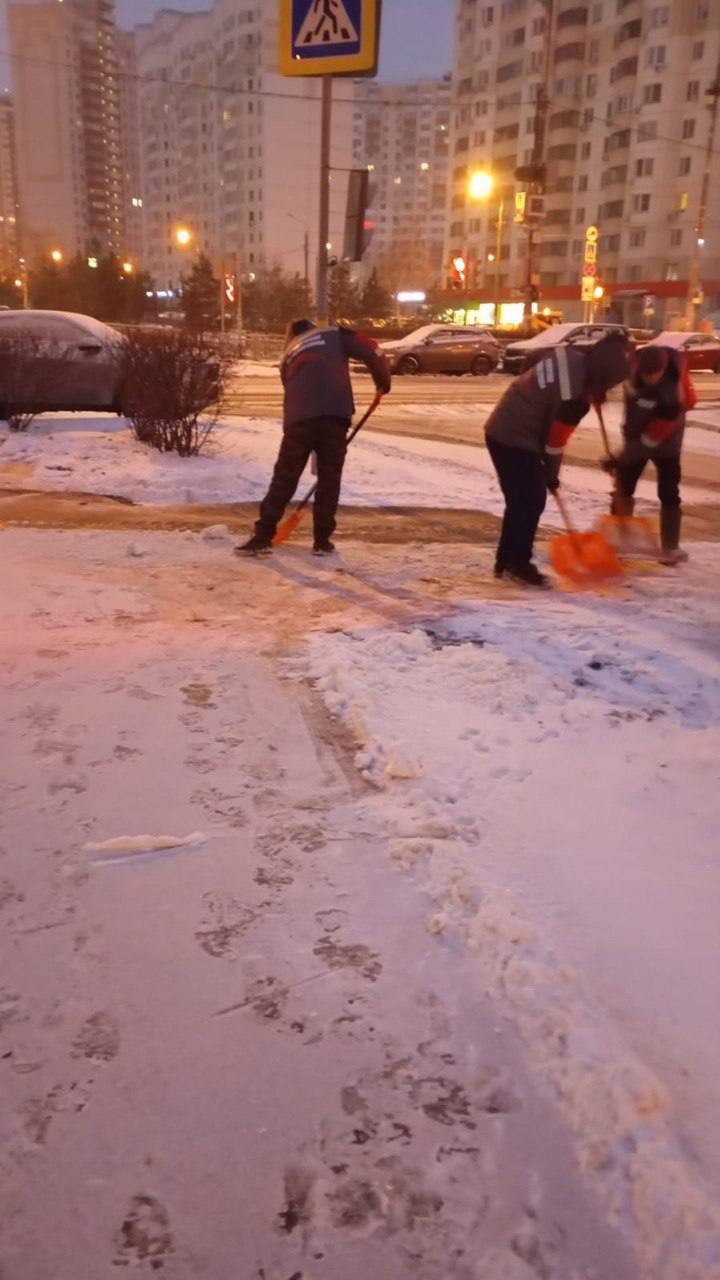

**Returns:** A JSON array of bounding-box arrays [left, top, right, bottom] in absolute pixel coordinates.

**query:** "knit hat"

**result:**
[[636, 345, 669, 377], [586, 331, 630, 399], [287, 318, 316, 340]]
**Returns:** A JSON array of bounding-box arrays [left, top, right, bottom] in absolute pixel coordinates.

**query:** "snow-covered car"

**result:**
[[502, 322, 629, 375], [379, 324, 499, 376], [643, 330, 720, 373], [0, 310, 125, 417]]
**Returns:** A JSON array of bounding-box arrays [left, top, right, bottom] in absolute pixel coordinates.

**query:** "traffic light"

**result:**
[[343, 169, 373, 261], [514, 162, 547, 188]]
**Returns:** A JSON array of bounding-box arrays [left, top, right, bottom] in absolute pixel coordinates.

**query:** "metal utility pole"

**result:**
[[494, 199, 505, 323], [316, 76, 333, 325], [523, 0, 554, 321], [685, 63, 720, 331]]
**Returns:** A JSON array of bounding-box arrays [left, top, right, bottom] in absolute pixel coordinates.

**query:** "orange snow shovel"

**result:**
[[550, 489, 623, 584], [273, 393, 382, 546], [593, 403, 659, 557]]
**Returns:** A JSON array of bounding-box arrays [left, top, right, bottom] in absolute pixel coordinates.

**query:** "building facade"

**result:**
[[133, 0, 353, 294], [0, 93, 20, 277], [446, 0, 720, 324], [352, 77, 451, 292], [8, 0, 126, 263]]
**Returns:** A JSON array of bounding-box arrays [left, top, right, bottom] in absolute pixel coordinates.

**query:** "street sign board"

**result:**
[[581, 275, 596, 303], [279, 0, 382, 76]]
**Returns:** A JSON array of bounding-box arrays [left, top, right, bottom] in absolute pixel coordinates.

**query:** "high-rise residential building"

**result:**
[[8, 0, 125, 262], [352, 77, 452, 292], [0, 92, 20, 277], [116, 29, 143, 266], [446, 0, 720, 325], [132, 0, 353, 293]]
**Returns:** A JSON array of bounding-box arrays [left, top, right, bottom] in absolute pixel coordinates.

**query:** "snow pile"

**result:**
[[298, 559, 720, 1278]]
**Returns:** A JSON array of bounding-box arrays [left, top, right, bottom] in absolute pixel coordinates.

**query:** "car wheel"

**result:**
[[397, 354, 421, 375], [714, 360, 720, 375], [470, 354, 494, 376]]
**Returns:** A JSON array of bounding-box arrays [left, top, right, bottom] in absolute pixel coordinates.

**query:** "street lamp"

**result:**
[[467, 170, 504, 324], [122, 260, 133, 275], [174, 226, 192, 248], [50, 248, 63, 264]]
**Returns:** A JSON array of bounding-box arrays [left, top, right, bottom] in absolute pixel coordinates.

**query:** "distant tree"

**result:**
[[27, 252, 156, 323], [242, 266, 313, 332], [181, 254, 221, 331], [328, 262, 360, 324], [359, 267, 393, 320], [0, 275, 22, 307]]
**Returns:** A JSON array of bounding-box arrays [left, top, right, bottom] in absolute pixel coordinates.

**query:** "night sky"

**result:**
[[114, 0, 453, 79]]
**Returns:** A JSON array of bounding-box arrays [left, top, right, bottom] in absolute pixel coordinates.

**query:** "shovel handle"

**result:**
[[595, 402, 614, 462], [553, 489, 576, 536]]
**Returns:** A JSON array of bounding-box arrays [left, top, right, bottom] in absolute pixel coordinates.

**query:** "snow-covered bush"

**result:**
[[119, 328, 232, 457], [0, 330, 59, 431]]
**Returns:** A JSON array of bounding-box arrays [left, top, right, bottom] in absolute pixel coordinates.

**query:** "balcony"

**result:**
[[557, 6, 588, 27]]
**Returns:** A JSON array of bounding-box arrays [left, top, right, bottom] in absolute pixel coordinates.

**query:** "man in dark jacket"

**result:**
[[485, 330, 630, 586], [238, 319, 391, 555], [612, 344, 694, 565]]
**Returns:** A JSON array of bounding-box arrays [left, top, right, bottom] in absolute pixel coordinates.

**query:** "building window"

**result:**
[[645, 46, 666, 68], [670, 229, 683, 247], [636, 157, 654, 176], [693, 40, 705, 59], [637, 121, 658, 142], [682, 118, 696, 139], [687, 81, 700, 102], [581, 141, 591, 159], [649, 6, 669, 25], [575, 207, 586, 223], [629, 229, 646, 248], [679, 156, 692, 176], [633, 193, 651, 212], [577, 174, 589, 191], [643, 83, 662, 104], [591, 2, 603, 20]]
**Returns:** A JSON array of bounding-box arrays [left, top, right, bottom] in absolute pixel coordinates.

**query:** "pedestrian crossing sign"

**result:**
[[279, 0, 382, 77]]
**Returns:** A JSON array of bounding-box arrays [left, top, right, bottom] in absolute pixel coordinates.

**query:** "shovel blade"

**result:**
[[596, 514, 659, 557], [550, 531, 623, 583]]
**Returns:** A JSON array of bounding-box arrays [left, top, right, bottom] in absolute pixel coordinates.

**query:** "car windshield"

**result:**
[[512, 323, 583, 349], [384, 325, 442, 349]]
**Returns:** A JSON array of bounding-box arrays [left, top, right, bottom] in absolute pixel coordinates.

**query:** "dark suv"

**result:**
[[379, 324, 500, 376]]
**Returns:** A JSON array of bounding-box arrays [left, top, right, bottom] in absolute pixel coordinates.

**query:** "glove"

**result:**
[[600, 456, 618, 474]]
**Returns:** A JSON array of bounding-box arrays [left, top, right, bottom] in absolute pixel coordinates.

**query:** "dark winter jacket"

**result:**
[[485, 346, 592, 486], [621, 349, 696, 461], [280, 325, 391, 429]]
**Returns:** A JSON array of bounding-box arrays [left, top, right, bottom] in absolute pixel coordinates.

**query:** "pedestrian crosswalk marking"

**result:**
[[296, 0, 359, 47]]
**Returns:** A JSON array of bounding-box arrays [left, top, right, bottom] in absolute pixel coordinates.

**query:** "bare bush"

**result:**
[[0, 330, 59, 431], [120, 328, 232, 456]]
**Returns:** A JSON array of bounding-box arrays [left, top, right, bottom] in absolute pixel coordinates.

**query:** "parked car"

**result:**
[[378, 324, 500, 376], [502, 321, 630, 375], [0, 310, 124, 416], [643, 330, 720, 373]]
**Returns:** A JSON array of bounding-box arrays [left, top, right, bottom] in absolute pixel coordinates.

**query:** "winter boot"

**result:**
[[236, 533, 273, 556], [498, 562, 551, 589], [611, 491, 634, 518], [312, 539, 336, 557], [658, 508, 688, 566]]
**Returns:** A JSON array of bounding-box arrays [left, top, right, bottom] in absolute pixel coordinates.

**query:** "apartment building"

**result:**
[[8, 0, 125, 261], [447, 0, 720, 322], [133, 0, 353, 293], [352, 77, 452, 291], [116, 29, 143, 265], [0, 92, 20, 276]]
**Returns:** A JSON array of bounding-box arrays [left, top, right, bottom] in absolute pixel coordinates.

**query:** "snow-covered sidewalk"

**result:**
[[1, 409, 718, 528]]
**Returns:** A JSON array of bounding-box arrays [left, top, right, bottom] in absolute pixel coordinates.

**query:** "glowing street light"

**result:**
[[87, 256, 99, 269], [593, 284, 605, 301], [467, 170, 494, 201], [174, 226, 192, 248], [50, 248, 63, 264], [14, 277, 23, 289], [122, 260, 133, 275]]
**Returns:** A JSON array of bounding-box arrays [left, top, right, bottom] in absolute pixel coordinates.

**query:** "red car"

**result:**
[[645, 331, 720, 373]]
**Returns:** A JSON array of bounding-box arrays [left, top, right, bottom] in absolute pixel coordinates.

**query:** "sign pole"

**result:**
[[316, 75, 333, 326]]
